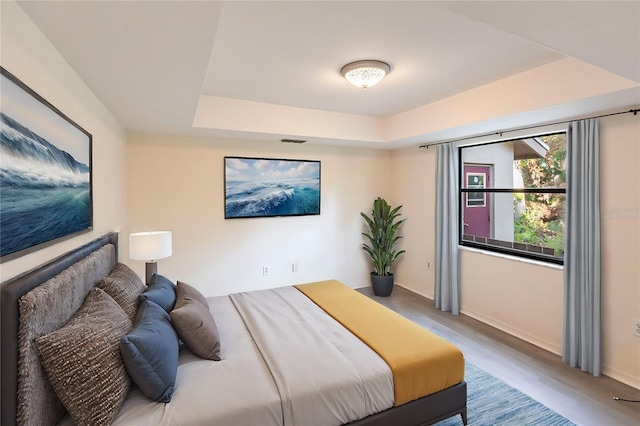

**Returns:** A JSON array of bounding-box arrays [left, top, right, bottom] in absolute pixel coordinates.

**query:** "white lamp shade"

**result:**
[[129, 231, 172, 261]]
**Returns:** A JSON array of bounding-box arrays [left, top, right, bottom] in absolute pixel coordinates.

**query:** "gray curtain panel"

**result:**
[[435, 143, 460, 315], [562, 118, 601, 376]]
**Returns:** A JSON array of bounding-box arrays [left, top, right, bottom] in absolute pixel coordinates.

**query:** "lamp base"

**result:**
[[145, 262, 157, 285]]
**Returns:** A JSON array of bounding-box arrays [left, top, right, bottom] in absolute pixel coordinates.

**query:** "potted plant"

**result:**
[[360, 197, 407, 296]]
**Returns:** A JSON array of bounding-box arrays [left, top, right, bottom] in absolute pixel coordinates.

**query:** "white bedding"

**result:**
[[231, 286, 394, 425], [62, 296, 284, 426], [59, 287, 394, 426]]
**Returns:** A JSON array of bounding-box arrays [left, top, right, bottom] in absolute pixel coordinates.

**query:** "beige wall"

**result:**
[[600, 113, 640, 388], [0, 0, 128, 407], [0, 1, 128, 282], [391, 113, 640, 388], [126, 133, 391, 296], [388, 147, 436, 292]]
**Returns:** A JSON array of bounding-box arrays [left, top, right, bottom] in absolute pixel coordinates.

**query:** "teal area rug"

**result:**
[[435, 363, 576, 426]]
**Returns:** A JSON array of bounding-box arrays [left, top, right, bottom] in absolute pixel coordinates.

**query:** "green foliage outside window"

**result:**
[[513, 134, 566, 256]]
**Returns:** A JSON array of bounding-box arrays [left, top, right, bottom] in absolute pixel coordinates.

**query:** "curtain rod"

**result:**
[[418, 108, 639, 149]]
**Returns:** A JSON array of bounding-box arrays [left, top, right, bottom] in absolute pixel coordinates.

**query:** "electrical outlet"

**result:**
[[427, 260, 431, 269], [292, 262, 299, 273], [262, 266, 270, 275], [633, 319, 640, 337]]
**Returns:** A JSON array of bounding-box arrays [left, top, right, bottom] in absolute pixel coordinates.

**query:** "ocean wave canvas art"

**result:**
[[0, 67, 92, 262], [225, 157, 320, 219]]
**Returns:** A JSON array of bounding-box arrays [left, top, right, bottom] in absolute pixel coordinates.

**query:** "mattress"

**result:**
[[231, 286, 394, 425], [61, 295, 284, 426], [296, 280, 465, 405], [3, 235, 465, 426], [73, 286, 394, 426], [58, 283, 458, 426]]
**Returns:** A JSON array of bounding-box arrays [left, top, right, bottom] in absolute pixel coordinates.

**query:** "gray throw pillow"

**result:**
[[35, 288, 132, 426], [170, 296, 221, 361], [176, 280, 209, 308], [98, 263, 146, 323], [120, 300, 179, 402], [138, 273, 177, 312]]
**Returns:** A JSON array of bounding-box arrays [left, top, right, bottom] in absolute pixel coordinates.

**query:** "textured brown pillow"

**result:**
[[170, 296, 221, 360], [98, 263, 145, 323], [36, 288, 132, 426], [176, 280, 209, 308]]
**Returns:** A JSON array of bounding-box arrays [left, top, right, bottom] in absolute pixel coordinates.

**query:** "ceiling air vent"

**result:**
[[280, 138, 306, 144]]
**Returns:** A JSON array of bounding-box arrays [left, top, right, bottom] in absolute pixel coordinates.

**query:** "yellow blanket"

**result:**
[[295, 280, 465, 406]]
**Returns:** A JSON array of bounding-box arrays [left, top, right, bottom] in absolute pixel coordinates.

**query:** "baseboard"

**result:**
[[394, 281, 431, 299], [396, 283, 640, 390], [602, 366, 640, 390], [395, 283, 561, 355], [460, 308, 562, 356]]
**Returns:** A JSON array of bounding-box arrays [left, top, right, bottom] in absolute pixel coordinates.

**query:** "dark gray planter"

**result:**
[[371, 272, 394, 297]]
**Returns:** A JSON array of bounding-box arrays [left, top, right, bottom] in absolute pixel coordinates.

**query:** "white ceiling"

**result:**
[[202, 1, 561, 117], [16, 1, 640, 149]]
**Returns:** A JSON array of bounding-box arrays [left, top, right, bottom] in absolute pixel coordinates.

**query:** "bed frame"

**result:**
[[1, 233, 467, 426]]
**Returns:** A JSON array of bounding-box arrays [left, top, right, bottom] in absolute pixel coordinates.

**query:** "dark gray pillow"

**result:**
[[170, 296, 221, 361], [120, 300, 179, 402], [98, 263, 146, 323], [176, 281, 209, 308], [138, 273, 176, 312], [35, 288, 132, 426]]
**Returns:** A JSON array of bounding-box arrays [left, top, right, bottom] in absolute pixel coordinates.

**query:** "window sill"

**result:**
[[459, 245, 564, 271]]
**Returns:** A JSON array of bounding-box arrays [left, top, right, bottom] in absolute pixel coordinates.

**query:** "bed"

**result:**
[[1, 233, 467, 425]]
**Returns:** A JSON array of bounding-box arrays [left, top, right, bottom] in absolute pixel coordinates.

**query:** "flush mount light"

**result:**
[[340, 60, 390, 90]]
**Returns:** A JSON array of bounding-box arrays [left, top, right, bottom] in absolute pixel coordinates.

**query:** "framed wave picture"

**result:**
[[0, 67, 92, 263], [224, 156, 320, 219]]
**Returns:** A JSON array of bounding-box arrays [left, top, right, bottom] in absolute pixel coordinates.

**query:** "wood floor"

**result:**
[[357, 285, 640, 426]]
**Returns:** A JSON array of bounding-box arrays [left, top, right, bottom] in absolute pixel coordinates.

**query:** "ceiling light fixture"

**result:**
[[340, 60, 390, 90]]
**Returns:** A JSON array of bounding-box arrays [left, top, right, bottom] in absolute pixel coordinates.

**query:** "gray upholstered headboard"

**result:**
[[1, 232, 118, 426]]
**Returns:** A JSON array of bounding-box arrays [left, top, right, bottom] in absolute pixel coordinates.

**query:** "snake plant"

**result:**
[[360, 197, 407, 276]]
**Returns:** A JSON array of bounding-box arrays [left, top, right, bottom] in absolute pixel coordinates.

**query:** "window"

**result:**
[[466, 173, 486, 207], [459, 133, 566, 265]]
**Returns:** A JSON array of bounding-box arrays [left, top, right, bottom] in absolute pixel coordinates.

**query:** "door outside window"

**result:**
[[464, 165, 491, 238]]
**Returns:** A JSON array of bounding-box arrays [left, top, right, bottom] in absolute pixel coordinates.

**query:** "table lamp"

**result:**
[[129, 231, 172, 284]]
